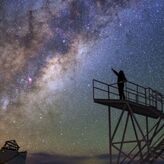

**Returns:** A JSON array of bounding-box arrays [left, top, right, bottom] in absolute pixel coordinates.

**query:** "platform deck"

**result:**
[[94, 99, 164, 119]]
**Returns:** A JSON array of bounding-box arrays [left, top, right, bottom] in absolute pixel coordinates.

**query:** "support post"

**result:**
[[108, 85, 112, 164], [108, 107, 112, 164], [146, 116, 150, 154]]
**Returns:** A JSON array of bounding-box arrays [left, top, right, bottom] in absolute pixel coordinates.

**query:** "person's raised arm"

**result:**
[[111, 68, 119, 76]]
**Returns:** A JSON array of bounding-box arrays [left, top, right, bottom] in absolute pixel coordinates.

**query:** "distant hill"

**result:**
[[26, 152, 163, 164]]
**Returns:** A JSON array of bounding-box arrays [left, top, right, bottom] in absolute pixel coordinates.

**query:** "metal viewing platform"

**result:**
[[93, 79, 164, 164]]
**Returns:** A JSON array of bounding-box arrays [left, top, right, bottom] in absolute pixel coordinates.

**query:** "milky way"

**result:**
[[0, 0, 163, 159], [0, 0, 136, 110]]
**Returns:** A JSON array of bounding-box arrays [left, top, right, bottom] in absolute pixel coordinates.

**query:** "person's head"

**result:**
[[119, 70, 124, 74], [119, 70, 124, 75]]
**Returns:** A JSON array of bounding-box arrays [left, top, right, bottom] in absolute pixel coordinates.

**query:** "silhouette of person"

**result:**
[[112, 68, 127, 100]]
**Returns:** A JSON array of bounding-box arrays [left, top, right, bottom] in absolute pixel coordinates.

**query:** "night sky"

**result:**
[[0, 0, 163, 163]]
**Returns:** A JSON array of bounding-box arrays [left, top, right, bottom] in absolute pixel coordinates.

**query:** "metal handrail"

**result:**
[[93, 79, 164, 112], [93, 79, 117, 87]]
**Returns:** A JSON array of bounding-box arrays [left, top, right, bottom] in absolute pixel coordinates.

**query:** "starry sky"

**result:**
[[0, 0, 163, 162]]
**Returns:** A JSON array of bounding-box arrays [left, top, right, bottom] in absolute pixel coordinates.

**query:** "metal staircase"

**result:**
[[144, 138, 164, 163]]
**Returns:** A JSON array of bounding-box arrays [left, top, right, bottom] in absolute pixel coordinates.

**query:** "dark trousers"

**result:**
[[118, 83, 125, 100]]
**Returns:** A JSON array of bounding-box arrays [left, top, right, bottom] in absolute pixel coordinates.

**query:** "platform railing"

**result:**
[[93, 79, 164, 112]]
